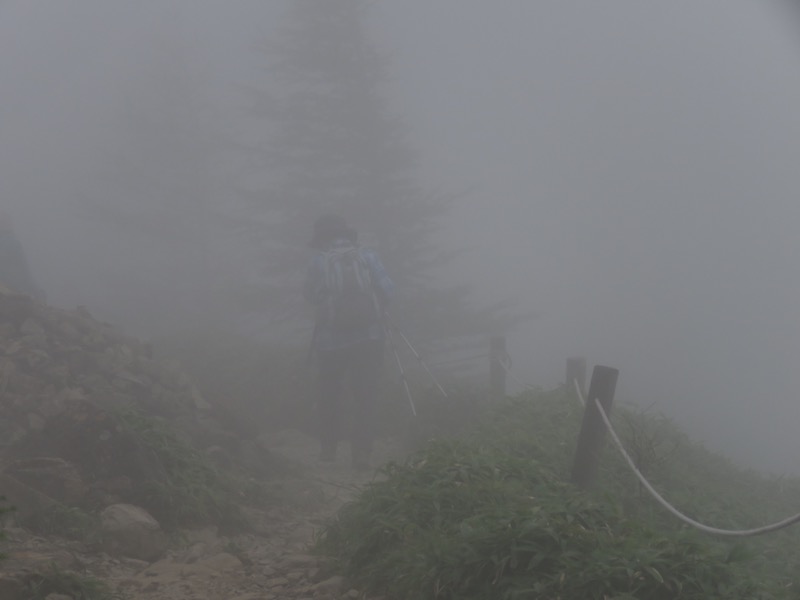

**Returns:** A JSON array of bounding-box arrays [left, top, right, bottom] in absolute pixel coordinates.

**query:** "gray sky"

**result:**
[[2, 1, 800, 473], [376, 1, 800, 473]]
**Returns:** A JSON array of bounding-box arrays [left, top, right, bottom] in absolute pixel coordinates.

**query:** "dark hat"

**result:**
[[310, 214, 356, 248]]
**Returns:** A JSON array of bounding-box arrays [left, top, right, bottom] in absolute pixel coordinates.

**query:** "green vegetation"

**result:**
[[116, 408, 246, 531], [317, 390, 800, 599], [21, 504, 99, 543]]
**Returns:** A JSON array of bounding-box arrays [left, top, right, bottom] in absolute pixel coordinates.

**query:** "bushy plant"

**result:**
[[317, 391, 797, 599], [116, 408, 246, 531], [21, 505, 99, 543]]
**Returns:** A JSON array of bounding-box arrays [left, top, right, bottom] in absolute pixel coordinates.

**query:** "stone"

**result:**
[[0, 575, 26, 600], [20, 318, 46, 338], [313, 575, 347, 595], [195, 552, 244, 573], [279, 553, 318, 569], [267, 576, 289, 588], [100, 503, 168, 561]]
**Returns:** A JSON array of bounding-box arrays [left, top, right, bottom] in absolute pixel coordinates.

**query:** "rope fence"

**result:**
[[496, 352, 537, 392], [392, 332, 800, 537], [383, 329, 800, 537], [593, 396, 800, 536], [573, 377, 585, 407]]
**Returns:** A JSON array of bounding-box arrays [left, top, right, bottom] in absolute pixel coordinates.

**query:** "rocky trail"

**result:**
[[0, 285, 404, 599], [4, 430, 401, 600]]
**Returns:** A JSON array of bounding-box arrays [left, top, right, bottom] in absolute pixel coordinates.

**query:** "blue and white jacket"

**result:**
[[303, 238, 394, 352]]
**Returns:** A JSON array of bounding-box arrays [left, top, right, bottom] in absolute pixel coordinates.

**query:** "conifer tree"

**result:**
[[243, 0, 520, 345]]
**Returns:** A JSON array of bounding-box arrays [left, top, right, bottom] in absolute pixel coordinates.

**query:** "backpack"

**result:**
[[321, 246, 380, 332]]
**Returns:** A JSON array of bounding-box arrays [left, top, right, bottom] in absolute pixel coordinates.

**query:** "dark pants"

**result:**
[[316, 339, 384, 461]]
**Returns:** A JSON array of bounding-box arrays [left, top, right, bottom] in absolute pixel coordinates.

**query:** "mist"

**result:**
[[2, 0, 799, 475]]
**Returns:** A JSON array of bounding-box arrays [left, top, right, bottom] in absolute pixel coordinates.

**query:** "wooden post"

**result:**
[[565, 357, 586, 397], [489, 336, 507, 399], [570, 365, 619, 489]]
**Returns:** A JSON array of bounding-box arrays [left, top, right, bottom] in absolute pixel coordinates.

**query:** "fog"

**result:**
[[2, 1, 799, 474]]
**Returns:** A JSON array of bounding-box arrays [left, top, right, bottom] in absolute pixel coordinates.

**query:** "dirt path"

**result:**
[[89, 430, 403, 600]]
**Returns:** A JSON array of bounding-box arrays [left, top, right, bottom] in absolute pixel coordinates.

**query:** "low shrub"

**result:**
[[317, 392, 793, 599], [116, 408, 246, 531]]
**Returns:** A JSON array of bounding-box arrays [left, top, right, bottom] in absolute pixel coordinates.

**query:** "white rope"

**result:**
[[593, 398, 800, 536], [573, 378, 585, 407]]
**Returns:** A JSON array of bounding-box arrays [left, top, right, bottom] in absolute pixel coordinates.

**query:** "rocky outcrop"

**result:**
[[0, 287, 218, 514]]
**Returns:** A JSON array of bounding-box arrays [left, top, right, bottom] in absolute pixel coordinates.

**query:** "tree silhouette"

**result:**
[[241, 0, 523, 346]]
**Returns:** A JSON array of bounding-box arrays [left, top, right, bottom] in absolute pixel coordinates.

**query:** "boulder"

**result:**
[[100, 503, 168, 561]]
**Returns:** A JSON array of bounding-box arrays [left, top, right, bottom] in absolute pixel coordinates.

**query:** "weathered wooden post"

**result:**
[[571, 365, 619, 489], [489, 335, 507, 399], [565, 357, 586, 397]]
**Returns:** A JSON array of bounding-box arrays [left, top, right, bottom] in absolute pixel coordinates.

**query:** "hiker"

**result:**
[[0, 210, 46, 301], [303, 214, 394, 470]]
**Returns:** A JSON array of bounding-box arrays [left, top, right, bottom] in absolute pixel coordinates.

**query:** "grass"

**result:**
[[316, 389, 800, 599], [20, 504, 100, 543], [115, 408, 247, 531]]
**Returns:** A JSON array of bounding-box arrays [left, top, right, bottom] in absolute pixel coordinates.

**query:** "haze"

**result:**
[[1, 1, 799, 474]]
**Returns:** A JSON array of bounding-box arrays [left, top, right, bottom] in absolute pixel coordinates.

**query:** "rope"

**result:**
[[495, 353, 536, 392], [573, 378, 585, 407], [593, 397, 800, 536]]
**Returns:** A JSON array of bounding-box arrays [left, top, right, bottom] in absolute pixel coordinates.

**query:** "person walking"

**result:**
[[303, 214, 394, 470]]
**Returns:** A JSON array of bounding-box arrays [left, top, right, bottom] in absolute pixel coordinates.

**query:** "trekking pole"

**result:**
[[385, 315, 448, 398], [385, 324, 417, 417]]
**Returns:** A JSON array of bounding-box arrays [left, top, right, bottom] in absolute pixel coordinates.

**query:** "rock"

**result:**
[[313, 575, 347, 595], [195, 552, 244, 573], [100, 503, 168, 561], [267, 576, 289, 588], [279, 553, 318, 569], [1, 548, 82, 573], [0, 575, 26, 600], [20, 318, 46, 339], [45, 594, 73, 600], [119, 557, 150, 571]]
